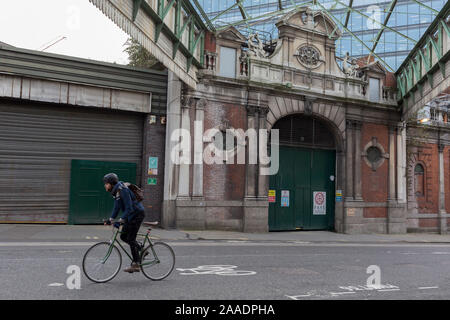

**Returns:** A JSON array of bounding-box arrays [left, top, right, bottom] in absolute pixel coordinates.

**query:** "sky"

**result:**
[[0, 0, 130, 64]]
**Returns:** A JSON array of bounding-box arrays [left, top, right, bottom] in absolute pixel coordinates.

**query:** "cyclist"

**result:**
[[103, 173, 145, 273]]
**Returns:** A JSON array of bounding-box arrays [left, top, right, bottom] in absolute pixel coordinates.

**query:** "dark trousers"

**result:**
[[120, 211, 145, 263]]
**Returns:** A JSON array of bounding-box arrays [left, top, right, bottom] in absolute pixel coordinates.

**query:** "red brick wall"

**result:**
[[412, 144, 439, 213], [204, 31, 216, 53], [364, 207, 387, 218], [361, 122, 389, 204], [203, 102, 246, 201], [419, 218, 438, 228]]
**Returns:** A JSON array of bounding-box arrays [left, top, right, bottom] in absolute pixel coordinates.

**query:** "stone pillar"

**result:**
[[353, 121, 363, 201], [162, 72, 182, 228], [192, 99, 205, 199], [396, 125, 406, 203], [388, 126, 396, 201], [245, 105, 258, 199], [175, 96, 206, 230], [243, 105, 269, 233], [345, 120, 354, 200], [177, 97, 191, 199], [258, 107, 269, 198], [438, 143, 447, 234], [387, 125, 406, 234]]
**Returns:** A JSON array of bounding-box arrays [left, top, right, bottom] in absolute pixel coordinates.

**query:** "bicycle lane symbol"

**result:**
[[176, 265, 257, 276]]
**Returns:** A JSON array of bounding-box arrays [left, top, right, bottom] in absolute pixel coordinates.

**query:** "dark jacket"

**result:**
[[110, 181, 145, 222]]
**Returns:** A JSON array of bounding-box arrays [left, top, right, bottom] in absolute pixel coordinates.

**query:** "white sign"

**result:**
[[313, 192, 326, 215]]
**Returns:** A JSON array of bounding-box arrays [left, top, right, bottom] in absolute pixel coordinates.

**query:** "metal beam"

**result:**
[[316, 0, 395, 72], [236, 0, 248, 20], [333, 0, 416, 44], [367, 0, 397, 64], [343, 0, 353, 28], [216, 0, 314, 30], [409, 0, 439, 15], [191, 0, 216, 32]]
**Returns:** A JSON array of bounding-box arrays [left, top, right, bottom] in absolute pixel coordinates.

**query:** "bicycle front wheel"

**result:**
[[82, 242, 122, 283], [141, 242, 175, 281]]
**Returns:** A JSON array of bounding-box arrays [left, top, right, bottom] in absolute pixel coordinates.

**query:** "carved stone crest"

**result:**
[[295, 45, 324, 69]]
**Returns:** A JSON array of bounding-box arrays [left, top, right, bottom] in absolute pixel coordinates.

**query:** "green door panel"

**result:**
[[269, 147, 335, 231], [68, 160, 137, 225]]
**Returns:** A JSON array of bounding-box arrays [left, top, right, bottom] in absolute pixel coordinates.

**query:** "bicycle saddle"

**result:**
[[143, 221, 159, 228]]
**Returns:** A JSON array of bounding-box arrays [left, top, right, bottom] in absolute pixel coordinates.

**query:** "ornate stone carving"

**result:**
[[197, 98, 207, 110], [247, 32, 269, 59], [342, 52, 360, 78], [295, 45, 324, 69]]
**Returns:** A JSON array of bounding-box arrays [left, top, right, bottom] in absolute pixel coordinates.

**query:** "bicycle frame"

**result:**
[[102, 226, 161, 267]]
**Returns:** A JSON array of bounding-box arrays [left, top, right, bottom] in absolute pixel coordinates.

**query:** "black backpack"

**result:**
[[123, 182, 144, 203]]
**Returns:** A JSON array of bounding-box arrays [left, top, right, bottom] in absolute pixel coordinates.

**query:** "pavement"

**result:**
[[2, 223, 450, 243]]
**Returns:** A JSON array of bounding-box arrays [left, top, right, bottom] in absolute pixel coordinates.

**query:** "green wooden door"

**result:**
[[269, 146, 335, 231], [68, 160, 137, 225]]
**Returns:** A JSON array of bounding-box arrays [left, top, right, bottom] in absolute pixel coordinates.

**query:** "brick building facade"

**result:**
[[161, 7, 450, 234]]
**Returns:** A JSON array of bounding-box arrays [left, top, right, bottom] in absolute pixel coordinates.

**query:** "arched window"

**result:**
[[414, 164, 425, 196]]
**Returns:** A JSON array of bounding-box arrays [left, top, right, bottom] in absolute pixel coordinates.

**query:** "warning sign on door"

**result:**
[[281, 190, 289, 207], [313, 191, 326, 215], [268, 190, 276, 203]]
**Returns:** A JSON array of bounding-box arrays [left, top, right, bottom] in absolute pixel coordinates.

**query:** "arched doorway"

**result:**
[[269, 114, 337, 231]]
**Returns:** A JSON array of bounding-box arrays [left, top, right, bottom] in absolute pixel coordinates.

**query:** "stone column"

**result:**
[[396, 125, 406, 203], [177, 96, 191, 199], [245, 105, 258, 199], [388, 126, 396, 201], [387, 125, 406, 234], [162, 72, 182, 228], [257, 107, 269, 198], [192, 99, 205, 199], [353, 120, 363, 201], [438, 143, 447, 234], [345, 120, 354, 200], [243, 105, 269, 233]]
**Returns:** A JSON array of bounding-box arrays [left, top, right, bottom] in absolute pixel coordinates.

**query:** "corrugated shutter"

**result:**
[[0, 101, 143, 223]]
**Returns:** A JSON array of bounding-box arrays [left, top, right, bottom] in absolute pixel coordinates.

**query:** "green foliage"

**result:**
[[123, 38, 164, 70]]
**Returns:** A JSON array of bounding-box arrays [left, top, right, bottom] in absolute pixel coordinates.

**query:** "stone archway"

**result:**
[[266, 95, 346, 232]]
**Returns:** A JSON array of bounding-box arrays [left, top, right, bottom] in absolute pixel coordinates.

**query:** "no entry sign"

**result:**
[[313, 191, 326, 215]]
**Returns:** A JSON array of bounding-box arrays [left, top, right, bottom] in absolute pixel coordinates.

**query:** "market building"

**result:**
[[0, 1, 449, 234]]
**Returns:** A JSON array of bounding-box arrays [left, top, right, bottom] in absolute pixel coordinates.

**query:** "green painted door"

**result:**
[[68, 160, 137, 225], [269, 146, 335, 231]]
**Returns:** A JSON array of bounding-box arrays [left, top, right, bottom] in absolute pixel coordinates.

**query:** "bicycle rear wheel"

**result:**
[[82, 242, 122, 283], [140, 242, 175, 281]]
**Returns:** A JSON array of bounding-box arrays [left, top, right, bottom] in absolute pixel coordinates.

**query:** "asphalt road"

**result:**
[[1, 241, 450, 300]]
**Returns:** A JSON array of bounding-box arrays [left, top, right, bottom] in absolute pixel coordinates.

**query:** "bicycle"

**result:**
[[82, 221, 175, 283]]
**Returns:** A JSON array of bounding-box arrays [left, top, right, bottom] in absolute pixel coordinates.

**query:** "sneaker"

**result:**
[[124, 262, 140, 273]]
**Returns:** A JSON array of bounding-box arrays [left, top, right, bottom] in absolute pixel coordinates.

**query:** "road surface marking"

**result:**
[[285, 294, 312, 299], [377, 289, 400, 292], [48, 283, 64, 287], [330, 292, 356, 295], [418, 286, 439, 290], [177, 265, 256, 276]]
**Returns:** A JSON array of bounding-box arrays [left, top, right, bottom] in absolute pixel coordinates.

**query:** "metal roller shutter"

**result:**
[[0, 101, 144, 223]]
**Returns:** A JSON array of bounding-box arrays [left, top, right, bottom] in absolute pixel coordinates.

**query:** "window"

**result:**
[[414, 164, 425, 196], [219, 46, 236, 78], [369, 77, 380, 102], [367, 146, 382, 163]]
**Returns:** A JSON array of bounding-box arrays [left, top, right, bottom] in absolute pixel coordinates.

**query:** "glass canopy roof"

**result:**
[[190, 0, 446, 71]]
